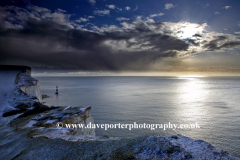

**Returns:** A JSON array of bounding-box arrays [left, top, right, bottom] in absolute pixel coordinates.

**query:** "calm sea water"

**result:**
[[33, 76, 240, 157]]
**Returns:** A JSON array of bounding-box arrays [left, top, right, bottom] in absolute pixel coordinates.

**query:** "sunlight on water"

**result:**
[[178, 78, 207, 103], [176, 78, 208, 121], [35, 76, 240, 158]]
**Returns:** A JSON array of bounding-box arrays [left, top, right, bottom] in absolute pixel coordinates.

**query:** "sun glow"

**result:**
[[177, 22, 206, 39]]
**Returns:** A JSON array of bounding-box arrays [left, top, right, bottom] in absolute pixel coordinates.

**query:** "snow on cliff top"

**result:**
[[0, 66, 39, 124], [0, 69, 21, 124]]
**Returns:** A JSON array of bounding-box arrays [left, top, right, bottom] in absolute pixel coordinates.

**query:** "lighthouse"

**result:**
[[55, 86, 58, 94]]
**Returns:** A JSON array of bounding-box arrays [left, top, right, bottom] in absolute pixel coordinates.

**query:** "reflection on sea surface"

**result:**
[[176, 78, 209, 121], [35, 76, 240, 157]]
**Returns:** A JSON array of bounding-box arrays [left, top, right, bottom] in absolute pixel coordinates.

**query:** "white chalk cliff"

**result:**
[[17, 66, 42, 101]]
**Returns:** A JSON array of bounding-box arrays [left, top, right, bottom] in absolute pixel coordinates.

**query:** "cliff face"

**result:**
[[0, 65, 42, 123], [0, 65, 95, 138], [17, 66, 42, 101], [20, 83, 42, 102]]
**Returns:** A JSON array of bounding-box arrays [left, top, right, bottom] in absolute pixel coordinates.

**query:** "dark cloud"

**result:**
[[0, 17, 190, 70], [186, 39, 200, 46], [193, 34, 202, 37], [220, 42, 240, 49], [203, 36, 240, 51]]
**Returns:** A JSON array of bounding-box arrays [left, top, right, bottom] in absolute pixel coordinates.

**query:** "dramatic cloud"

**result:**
[[164, 3, 176, 10], [203, 35, 240, 51], [0, 5, 75, 29], [0, 20, 188, 70], [94, 9, 110, 16], [0, 5, 240, 71]]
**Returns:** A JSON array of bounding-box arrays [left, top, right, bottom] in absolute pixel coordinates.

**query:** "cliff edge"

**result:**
[[0, 65, 42, 123]]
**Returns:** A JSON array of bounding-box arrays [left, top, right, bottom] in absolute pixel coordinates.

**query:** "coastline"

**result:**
[[0, 65, 239, 159]]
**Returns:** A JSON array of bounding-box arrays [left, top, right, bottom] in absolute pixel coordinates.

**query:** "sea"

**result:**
[[33, 75, 240, 158]]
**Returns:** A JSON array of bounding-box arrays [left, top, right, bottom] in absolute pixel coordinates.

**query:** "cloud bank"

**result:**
[[0, 5, 240, 71]]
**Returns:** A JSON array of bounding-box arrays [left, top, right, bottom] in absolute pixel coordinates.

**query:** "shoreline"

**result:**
[[0, 65, 239, 159]]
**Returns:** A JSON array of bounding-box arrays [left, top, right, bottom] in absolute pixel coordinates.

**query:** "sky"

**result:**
[[0, 0, 240, 75]]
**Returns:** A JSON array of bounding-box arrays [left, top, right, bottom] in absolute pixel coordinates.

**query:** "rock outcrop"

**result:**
[[26, 106, 96, 139]]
